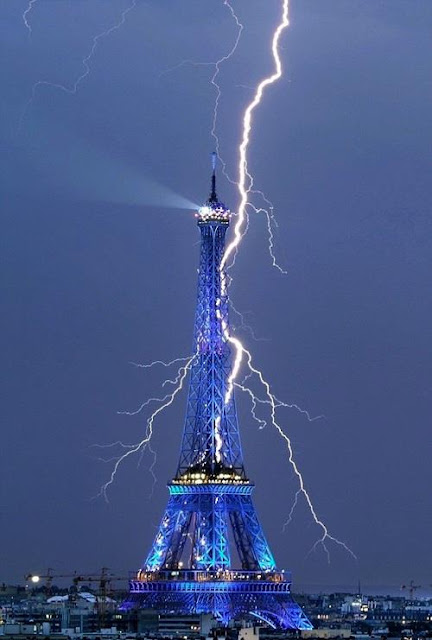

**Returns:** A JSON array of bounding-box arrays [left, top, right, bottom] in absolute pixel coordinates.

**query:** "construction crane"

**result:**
[[25, 568, 130, 629], [401, 580, 421, 599], [74, 567, 130, 628], [25, 569, 80, 598]]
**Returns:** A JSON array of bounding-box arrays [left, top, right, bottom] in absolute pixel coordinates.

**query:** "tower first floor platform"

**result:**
[[123, 569, 312, 629]]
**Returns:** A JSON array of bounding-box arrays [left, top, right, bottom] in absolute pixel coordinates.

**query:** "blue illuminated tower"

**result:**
[[125, 158, 312, 630]]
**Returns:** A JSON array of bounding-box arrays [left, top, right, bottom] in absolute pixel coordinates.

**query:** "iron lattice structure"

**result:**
[[124, 164, 312, 630]]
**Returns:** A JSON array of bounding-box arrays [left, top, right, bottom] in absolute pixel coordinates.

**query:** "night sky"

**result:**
[[1, 1, 431, 593]]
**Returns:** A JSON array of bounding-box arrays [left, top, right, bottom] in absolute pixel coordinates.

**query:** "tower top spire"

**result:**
[[196, 152, 230, 225], [209, 151, 218, 203]]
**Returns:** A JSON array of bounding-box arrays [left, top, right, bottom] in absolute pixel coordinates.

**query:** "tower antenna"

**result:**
[[210, 151, 217, 202]]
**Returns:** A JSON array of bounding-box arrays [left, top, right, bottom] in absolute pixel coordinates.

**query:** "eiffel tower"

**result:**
[[125, 157, 312, 630]]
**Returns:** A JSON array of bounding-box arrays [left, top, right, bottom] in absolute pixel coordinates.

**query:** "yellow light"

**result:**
[[31, 576, 40, 584]]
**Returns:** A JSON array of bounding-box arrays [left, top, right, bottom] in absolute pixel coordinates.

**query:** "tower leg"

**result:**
[[229, 495, 276, 571], [144, 495, 192, 570]]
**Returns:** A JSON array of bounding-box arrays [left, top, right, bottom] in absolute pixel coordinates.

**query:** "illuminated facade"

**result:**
[[124, 163, 312, 630]]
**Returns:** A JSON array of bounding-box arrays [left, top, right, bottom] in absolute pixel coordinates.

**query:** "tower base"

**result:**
[[122, 571, 312, 630]]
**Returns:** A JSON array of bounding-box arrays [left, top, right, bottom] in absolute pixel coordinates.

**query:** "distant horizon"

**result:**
[[295, 585, 432, 599], [4, 577, 432, 600]]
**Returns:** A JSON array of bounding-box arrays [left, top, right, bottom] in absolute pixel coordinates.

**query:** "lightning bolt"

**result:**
[[96, 355, 195, 502], [235, 346, 355, 562], [229, 300, 268, 343], [161, 2, 286, 272], [117, 357, 193, 417], [247, 201, 288, 275], [22, 0, 38, 39], [209, 1, 244, 174], [221, 0, 289, 274], [160, 0, 242, 188], [210, 3, 288, 273], [129, 355, 191, 371], [146, 440, 158, 497], [234, 383, 267, 430], [217, 0, 355, 561], [235, 380, 324, 428], [127, 355, 193, 390], [19, 0, 137, 129], [91, 437, 157, 496]]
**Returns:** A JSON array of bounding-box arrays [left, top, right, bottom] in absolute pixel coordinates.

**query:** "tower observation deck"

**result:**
[[124, 156, 312, 630]]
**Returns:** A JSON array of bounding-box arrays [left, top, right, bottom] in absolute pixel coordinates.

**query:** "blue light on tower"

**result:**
[[123, 158, 312, 630]]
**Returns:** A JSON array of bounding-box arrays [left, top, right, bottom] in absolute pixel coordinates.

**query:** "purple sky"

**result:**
[[1, 1, 431, 593]]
